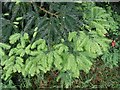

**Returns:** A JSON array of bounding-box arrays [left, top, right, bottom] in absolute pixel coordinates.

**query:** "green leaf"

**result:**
[[31, 39, 44, 49], [54, 51, 62, 70], [76, 52, 92, 73], [16, 17, 23, 21], [40, 54, 48, 70], [9, 33, 21, 44], [29, 64, 36, 76], [20, 51, 25, 57], [33, 31, 37, 38], [4, 13, 9, 16], [38, 65, 46, 73], [16, 57, 24, 63], [1, 55, 8, 66], [37, 40, 47, 51], [25, 59, 33, 72], [75, 31, 88, 51], [68, 32, 77, 42], [16, 43, 23, 49], [30, 51, 39, 56], [63, 54, 79, 78], [47, 52, 54, 71], [9, 48, 17, 56], [91, 21, 107, 36], [0, 43, 11, 49], [34, 27, 38, 32], [15, 64, 21, 73], [13, 22, 19, 25], [25, 44, 31, 54], [4, 67, 13, 80], [94, 42, 103, 55], [3, 61, 14, 70], [20, 37, 26, 48], [0, 47, 5, 56], [54, 44, 68, 54], [24, 33, 29, 40], [4, 56, 15, 66], [16, 48, 23, 55]]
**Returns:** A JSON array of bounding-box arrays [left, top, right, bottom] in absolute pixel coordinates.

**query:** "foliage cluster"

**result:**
[[1, 2, 120, 89]]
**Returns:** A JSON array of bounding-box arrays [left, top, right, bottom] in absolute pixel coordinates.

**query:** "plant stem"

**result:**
[[39, 7, 58, 18]]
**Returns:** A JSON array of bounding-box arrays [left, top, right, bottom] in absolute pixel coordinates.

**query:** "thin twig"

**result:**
[[39, 7, 58, 18]]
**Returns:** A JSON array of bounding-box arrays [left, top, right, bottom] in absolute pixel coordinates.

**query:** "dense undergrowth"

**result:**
[[0, 1, 120, 89]]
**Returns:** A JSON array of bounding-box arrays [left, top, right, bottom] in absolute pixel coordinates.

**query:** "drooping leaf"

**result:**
[[9, 33, 21, 44]]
